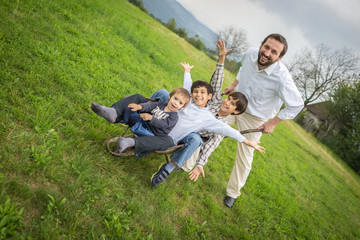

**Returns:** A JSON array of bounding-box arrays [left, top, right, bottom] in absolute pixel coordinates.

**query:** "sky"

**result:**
[[176, 0, 360, 63]]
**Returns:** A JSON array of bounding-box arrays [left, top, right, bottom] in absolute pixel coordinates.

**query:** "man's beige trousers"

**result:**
[[226, 112, 265, 198]]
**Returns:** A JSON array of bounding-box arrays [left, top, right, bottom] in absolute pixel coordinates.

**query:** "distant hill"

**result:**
[[142, 0, 218, 49]]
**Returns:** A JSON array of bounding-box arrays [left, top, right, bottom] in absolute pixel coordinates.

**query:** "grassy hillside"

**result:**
[[1, 0, 359, 239]]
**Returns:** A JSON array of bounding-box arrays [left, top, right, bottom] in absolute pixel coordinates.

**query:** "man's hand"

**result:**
[[189, 166, 205, 182], [242, 139, 266, 153], [180, 62, 194, 73], [257, 116, 283, 134], [140, 113, 152, 121], [128, 103, 142, 111]]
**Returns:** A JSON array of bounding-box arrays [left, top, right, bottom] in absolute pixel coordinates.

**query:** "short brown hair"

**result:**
[[191, 80, 213, 96], [169, 87, 191, 108], [229, 92, 248, 115], [261, 33, 288, 58]]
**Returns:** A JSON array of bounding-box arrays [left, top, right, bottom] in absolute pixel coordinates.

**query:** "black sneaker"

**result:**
[[151, 164, 170, 186], [224, 196, 236, 208]]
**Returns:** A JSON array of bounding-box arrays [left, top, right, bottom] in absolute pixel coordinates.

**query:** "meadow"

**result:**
[[0, 0, 359, 239]]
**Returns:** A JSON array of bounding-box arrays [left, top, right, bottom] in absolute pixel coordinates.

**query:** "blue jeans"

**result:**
[[150, 89, 170, 104], [171, 132, 203, 167], [151, 89, 202, 166], [130, 120, 154, 137], [123, 106, 154, 137]]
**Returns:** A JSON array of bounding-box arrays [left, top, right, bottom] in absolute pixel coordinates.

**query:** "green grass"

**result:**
[[1, 0, 359, 239]]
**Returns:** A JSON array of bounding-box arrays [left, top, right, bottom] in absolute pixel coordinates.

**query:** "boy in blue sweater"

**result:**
[[91, 88, 190, 140]]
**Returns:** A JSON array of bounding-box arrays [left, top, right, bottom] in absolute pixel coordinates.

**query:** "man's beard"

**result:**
[[257, 52, 278, 67]]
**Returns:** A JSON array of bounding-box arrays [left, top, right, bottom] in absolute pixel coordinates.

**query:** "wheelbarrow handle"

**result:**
[[239, 128, 264, 134]]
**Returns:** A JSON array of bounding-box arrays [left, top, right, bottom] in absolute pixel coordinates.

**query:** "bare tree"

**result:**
[[288, 44, 360, 106], [217, 25, 248, 60]]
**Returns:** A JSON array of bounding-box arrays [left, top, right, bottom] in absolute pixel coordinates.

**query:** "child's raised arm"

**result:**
[[180, 62, 194, 92], [180, 62, 194, 73], [216, 40, 232, 64]]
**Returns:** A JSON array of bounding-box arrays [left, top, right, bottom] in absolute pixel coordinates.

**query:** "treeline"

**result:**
[[128, 0, 240, 74], [159, 18, 207, 52], [325, 82, 360, 173]]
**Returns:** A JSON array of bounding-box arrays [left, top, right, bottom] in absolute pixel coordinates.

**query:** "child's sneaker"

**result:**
[[151, 164, 170, 186]]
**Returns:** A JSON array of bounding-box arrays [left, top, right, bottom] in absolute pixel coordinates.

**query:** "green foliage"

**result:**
[[103, 208, 131, 238], [0, 191, 24, 239], [186, 35, 206, 51], [177, 27, 188, 38], [45, 194, 67, 218], [224, 58, 242, 74], [165, 18, 177, 32], [180, 216, 208, 239], [325, 82, 360, 172], [128, 0, 148, 14]]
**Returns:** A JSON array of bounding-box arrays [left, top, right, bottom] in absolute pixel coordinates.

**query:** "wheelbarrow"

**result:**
[[106, 128, 264, 163]]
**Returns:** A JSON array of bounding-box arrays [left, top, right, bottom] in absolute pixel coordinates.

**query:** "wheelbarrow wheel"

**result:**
[[106, 136, 135, 157]]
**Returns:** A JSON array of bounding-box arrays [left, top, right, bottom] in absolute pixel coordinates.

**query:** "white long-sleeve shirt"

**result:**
[[168, 70, 246, 145], [236, 47, 304, 120]]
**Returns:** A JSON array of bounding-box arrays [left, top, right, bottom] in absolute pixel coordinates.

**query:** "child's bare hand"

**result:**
[[128, 103, 142, 111], [252, 141, 266, 153], [243, 139, 266, 153], [140, 113, 153, 121], [189, 166, 205, 182], [180, 62, 194, 73], [216, 40, 232, 58]]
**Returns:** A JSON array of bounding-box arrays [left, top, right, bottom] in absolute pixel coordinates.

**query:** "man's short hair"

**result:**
[[261, 33, 288, 58], [169, 87, 191, 108], [229, 92, 248, 115], [191, 80, 213, 96]]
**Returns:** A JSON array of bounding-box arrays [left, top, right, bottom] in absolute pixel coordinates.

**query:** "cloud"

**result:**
[[177, 0, 312, 61], [251, 0, 360, 51], [177, 0, 360, 62]]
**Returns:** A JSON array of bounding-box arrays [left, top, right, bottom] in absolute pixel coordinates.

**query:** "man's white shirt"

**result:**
[[236, 47, 304, 120]]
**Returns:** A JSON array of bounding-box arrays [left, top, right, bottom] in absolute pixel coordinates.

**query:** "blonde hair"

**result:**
[[169, 88, 191, 108]]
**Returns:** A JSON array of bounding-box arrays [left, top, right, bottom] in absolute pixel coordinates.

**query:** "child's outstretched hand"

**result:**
[[140, 113, 153, 121], [189, 166, 205, 182], [180, 62, 194, 73], [128, 103, 142, 111], [243, 139, 266, 153]]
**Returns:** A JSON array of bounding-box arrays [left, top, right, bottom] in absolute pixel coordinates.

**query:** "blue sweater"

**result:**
[[139, 101, 178, 136]]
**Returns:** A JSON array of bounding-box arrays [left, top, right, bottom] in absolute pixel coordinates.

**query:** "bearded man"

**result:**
[[222, 33, 304, 208]]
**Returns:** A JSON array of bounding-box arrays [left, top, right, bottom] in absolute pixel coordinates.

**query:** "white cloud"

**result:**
[[176, 0, 359, 62], [176, 0, 312, 61], [315, 0, 360, 25]]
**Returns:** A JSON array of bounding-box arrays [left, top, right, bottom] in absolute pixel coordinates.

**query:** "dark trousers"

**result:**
[[134, 135, 174, 158], [110, 94, 147, 123]]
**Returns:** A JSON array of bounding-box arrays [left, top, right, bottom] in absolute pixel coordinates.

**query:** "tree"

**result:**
[[326, 82, 360, 173], [186, 35, 206, 51], [217, 25, 248, 60], [288, 44, 359, 106], [165, 18, 177, 32], [128, 0, 148, 14], [176, 27, 188, 38]]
